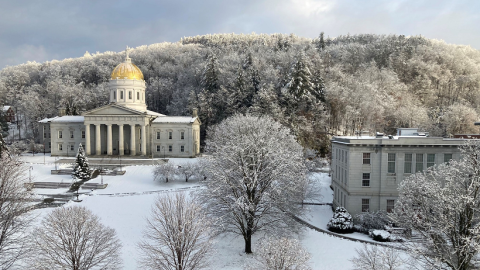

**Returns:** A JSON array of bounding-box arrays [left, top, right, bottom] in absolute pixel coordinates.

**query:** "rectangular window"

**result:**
[[58, 144, 63, 151], [120, 91, 124, 99], [362, 199, 370, 212], [404, 153, 412, 173], [169, 132, 172, 140], [388, 153, 396, 173], [156, 132, 160, 140], [70, 130, 74, 139], [444, 153, 452, 164], [416, 154, 424, 172], [129, 91, 132, 99], [168, 145, 172, 152], [70, 144, 74, 151], [157, 145, 160, 152], [43, 132, 46, 139], [362, 173, 370, 187], [81, 131, 85, 139], [137, 92, 139, 100], [48, 142, 51, 148], [387, 200, 395, 213], [363, 153, 371, 164], [114, 91, 116, 99], [48, 132, 51, 138], [427, 154, 435, 168], [181, 145, 184, 152], [58, 131, 62, 139], [181, 131, 184, 140]]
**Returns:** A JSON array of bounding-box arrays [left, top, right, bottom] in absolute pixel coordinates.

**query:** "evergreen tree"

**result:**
[[72, 143, 90, 181], [311, 69, 326, 102], [286, 53, 313, 99], [317, 32, 325, 51], [0, 111, 8, 138], [201, 53, 219, 94]]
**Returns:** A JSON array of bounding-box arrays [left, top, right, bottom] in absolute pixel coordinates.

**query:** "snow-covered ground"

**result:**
[[20, 154, 407, 270]]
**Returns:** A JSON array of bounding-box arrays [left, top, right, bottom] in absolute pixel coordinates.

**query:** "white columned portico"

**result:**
[[130, 124, 136, 156], [119, 124, 124, 156], [85, 124, 90, 155], [141, 125, 146, 156], [95, 124, 101, 155], [107, 124, 112, 155]]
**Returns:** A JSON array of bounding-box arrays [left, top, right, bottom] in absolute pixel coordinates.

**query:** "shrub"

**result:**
[[355, 210, 390, 233], [327, 207, 354, 233]]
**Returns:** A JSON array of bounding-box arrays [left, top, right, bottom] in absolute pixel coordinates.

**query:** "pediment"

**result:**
[[83, 104, 145, 116]]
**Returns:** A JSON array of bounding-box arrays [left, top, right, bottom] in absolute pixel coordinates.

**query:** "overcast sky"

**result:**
[[0, 0, 479, 69]]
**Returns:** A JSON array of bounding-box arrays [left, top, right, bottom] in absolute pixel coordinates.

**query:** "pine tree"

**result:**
[[317, 32, 325, 51], [286, 53, 313, 100], [311, 69, 326, 102], [72, 143, 90, 181], [201, 53, 219, 94]]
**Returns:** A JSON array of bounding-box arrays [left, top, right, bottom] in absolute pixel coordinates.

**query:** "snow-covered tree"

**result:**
[[153, 162, 177, 183], [177, 162, 197, 182], [197, 114, 309, 253], [72, 143, 90, 181], [31, 205, 122, 270], [285, 53, 313, 99], [0, 153, 33, 269], [392, 140, 480, 270], [138, 192, 215, 270], [201, 53, 219, 94], [246, 237, 311, 270], [350, 244, 404, 270], [327, 207, 354, 233]]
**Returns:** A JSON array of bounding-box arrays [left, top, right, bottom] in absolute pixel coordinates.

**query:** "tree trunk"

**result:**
[[244, 231, 252, 254]]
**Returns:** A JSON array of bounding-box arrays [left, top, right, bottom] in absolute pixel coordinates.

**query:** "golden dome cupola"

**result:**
[[108, 46, 147, 112], [110, 47, 144, 80]]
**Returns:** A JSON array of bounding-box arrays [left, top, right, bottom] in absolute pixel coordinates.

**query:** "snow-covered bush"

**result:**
[[246, 237, 311, 270], [350, 243, 404, 270], [354, 210, 390, 233], [368, 230, 403, 242], [327, 207, 354, 233]]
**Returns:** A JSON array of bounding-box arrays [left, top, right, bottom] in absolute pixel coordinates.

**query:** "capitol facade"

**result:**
[[38, 50, 201, 158]]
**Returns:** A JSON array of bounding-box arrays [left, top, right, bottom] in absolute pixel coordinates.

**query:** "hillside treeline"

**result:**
[[1, 33, 480, 155]]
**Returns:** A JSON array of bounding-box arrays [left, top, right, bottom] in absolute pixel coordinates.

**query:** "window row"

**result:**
[[113, 90, 144, 101], [361, 152, 454, 174], [57, 130, 85, 139], [57, 144, 75, 151], [361, 199, 395, 213], [334, 148, 348, 164], [156, 145, 185, 153], [156, 131, 185, 140]]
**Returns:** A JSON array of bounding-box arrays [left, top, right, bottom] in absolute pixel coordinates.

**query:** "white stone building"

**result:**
[[331, 128, 465, 216], [39, 50, 200, 158]]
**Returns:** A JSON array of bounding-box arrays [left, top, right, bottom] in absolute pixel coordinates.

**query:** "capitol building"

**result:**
[[39, 50, 201, 158]]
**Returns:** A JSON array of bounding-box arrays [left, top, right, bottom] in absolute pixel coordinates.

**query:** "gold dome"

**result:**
[[110, 60, 144, 80]]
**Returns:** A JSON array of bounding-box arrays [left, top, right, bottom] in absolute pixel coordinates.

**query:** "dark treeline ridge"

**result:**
[[1, 33, 480, 155]]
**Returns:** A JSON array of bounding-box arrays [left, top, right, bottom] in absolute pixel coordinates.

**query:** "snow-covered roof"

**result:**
[[51, 116, 85, 123], [146, 110, 165, 117], [153, 116, 197, 124], [2, 106, 11, 112], [38, 116, 59, 123]]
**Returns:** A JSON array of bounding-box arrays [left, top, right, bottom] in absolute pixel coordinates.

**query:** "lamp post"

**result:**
[[29, 166, 33, 183]]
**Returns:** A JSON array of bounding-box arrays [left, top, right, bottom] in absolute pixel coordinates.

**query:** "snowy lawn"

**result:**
[[27, 160, 408, 270]]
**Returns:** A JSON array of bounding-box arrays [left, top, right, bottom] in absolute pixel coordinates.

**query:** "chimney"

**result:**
[[192, 108, 198, 118], [59, 108, 66, 117]]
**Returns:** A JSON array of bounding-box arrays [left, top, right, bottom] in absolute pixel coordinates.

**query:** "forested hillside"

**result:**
[[1, 33, 480, 155]]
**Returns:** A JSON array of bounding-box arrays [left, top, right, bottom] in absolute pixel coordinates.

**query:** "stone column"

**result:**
[[85, 124, 90, 155], [95, 124, 101, 155], [141, 125, 146, 156], [119, 124, 124, 156], [107, 124, 112, 155], [130, 124, 136, 156]]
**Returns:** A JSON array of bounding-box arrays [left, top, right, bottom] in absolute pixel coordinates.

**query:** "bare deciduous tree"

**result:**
[[350, 244, 404, 270], [392, 140, 480, 270], [0, 153, 34, 269], [246, 237, 311, 270], [197, 114, 309, 253], [138, 192, 214, 270], [153, 162, 177, 183], [177, 163, 197, 182], [31, 205, 122, 270]]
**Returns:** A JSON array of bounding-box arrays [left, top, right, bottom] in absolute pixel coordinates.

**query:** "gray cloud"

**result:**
[[0, 0, 479, 69]]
